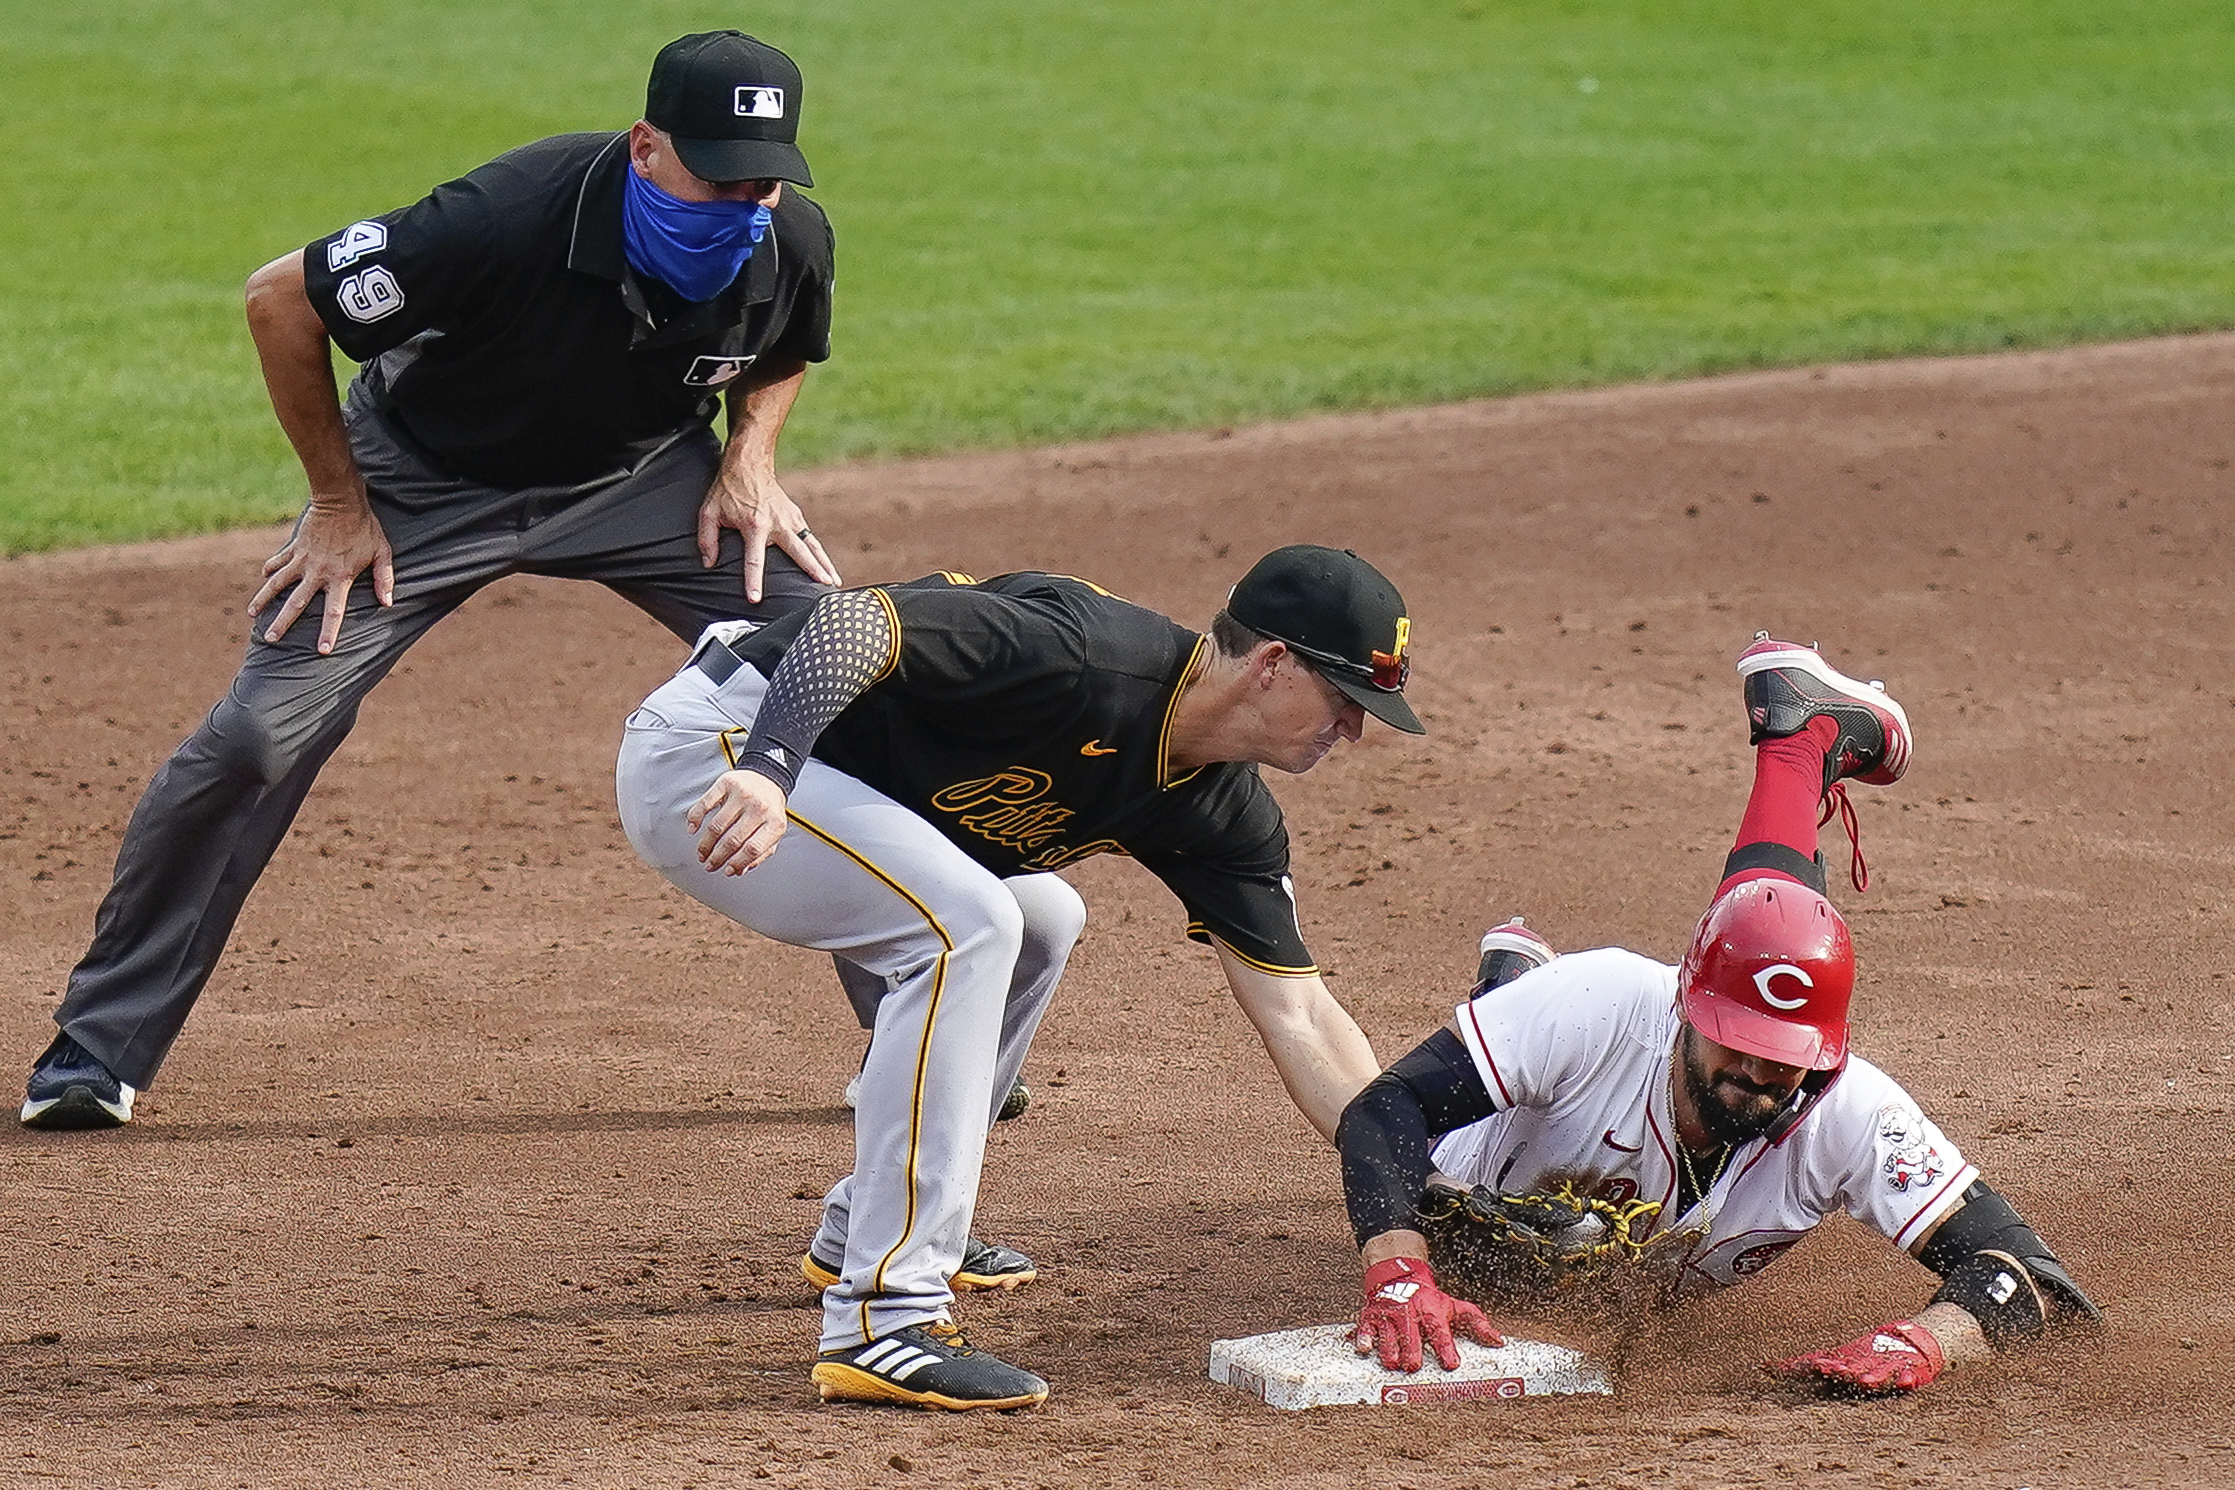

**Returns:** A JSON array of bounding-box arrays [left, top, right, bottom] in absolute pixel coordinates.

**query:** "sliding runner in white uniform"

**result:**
[[1337, 637, 2100, 1396]]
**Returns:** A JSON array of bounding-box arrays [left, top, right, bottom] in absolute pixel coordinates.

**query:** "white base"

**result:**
[[1208, 1323, 1613, 1409]]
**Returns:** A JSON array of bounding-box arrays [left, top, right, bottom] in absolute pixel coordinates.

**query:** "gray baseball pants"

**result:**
[[54, 395, 825, 1089], [616, 649, 1085, 1350]]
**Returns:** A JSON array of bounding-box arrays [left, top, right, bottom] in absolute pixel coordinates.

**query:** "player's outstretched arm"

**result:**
[[1771, 1181, 2101, 1397], [1211, 949, 1380, 1141], [710, 358, 841, 603], [1337, 1024, 1508, 1372], [243, 249, 395, 655]]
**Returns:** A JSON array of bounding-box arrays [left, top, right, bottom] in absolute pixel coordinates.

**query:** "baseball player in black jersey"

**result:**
[[617, 546, 1419, 1409], [23, 34, 842, 1129]]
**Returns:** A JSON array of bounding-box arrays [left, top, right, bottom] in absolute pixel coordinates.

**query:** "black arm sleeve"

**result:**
[[1336, 1028, 1501, 1249], [1918, 1178, 2102, 1328], [734, 589, 897, 792]]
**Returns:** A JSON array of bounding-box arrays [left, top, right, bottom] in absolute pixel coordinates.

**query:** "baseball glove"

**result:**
[[1417, 1178, 1663, 1301]]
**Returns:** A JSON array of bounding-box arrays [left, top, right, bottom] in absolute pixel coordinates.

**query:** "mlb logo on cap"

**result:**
[[646, 31, 814, 186]]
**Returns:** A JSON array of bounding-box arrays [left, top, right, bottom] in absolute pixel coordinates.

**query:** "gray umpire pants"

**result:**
[[617, 650, 1085, 1350], [54, 395, 826, 1090]]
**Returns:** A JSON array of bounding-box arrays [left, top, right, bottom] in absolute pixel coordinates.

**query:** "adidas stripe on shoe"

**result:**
[[812, 1321, 1048, 1410]]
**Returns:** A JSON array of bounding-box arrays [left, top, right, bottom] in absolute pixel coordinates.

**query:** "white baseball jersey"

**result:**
[[1429, 947, 1978, 1299]]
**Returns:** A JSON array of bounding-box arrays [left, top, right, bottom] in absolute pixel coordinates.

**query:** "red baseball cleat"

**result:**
[[1738, 635, 1912, 791]]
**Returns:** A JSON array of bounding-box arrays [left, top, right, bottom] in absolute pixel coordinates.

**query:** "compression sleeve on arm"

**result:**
[[1336, 1027, 1502, 1248], [732, 589, 898, 793], [1917, 1178, 2102, 1336]]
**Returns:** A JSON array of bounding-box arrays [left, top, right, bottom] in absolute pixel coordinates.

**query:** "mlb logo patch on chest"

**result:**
[[684, 353, 756, 388]]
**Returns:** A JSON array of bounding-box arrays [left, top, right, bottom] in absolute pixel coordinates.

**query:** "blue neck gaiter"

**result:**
[[621, 168, 772, 303]]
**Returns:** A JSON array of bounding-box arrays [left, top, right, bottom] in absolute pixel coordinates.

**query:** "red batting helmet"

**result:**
[[1677, 878, 1853, 1072]]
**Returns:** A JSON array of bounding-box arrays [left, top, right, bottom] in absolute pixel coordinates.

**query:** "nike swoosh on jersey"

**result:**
[[1602, 1129, 1643, 1153], [1079, 740, 1119, 756]]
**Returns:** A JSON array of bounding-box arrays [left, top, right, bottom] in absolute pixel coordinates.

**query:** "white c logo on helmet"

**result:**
[[1752, 963, 1814, 1010]]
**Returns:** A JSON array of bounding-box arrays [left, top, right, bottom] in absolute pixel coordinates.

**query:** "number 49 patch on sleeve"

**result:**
[[337, 267, 405, 324], [327, 220, 388, 271]]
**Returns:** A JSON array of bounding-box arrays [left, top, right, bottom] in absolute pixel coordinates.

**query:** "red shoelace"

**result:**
[[1820, 782, 1869, 892]]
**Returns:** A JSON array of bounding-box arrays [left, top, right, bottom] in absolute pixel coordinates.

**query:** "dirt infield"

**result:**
[[5, 335, 2233, 1488]]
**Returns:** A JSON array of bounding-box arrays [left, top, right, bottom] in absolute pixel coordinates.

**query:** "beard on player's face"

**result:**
[[1679, 1026, 1800, 1146]]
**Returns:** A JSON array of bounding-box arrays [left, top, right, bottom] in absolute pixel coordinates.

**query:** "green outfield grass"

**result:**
[[3, 0, 2232, 551]]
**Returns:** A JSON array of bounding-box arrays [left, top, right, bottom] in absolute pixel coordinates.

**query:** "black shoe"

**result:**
[[1738, 635, 1912, 790], [800, 1249, 839, 1289], [953, 1235, 1038, 1292], [802, 1234, 1039, 1293], [21, 1032, 136, 1130], [812, 1321, 1048, 1410], [1472, 917, 1556, 996]]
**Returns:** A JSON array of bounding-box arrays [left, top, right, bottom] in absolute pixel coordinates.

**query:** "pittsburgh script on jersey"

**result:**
[[930, 769, 1123, 870]]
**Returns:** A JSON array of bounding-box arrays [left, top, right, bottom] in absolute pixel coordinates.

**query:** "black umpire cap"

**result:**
[[1228, 546, 1424, 734], [645, 31, 814, 186]]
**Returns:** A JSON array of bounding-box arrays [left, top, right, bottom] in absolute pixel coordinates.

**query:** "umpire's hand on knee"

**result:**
[[252, 493, 396, 654], [688, 769, 790, 874]]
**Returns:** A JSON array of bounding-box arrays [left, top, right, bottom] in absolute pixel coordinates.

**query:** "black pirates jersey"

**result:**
[[729, 572, 1315, 974]]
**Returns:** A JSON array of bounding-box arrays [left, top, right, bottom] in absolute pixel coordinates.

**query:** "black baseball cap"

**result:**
[[645, 31, 814, 186], [1227, 545, 1424, 734]]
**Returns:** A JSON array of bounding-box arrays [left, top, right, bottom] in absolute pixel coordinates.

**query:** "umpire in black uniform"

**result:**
[[21, 32, 840, 1128]]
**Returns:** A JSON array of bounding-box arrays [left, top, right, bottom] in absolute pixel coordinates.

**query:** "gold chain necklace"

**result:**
[[1677, 1140, 1732, 1204]]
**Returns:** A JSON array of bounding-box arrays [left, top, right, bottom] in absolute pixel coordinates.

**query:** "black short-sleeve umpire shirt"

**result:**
[[300, 131, 834, 488]]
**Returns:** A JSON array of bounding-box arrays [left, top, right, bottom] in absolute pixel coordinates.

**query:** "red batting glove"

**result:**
[[1770, 1318, 1948, 1396], [1352, 1256, 1504, 1373]]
